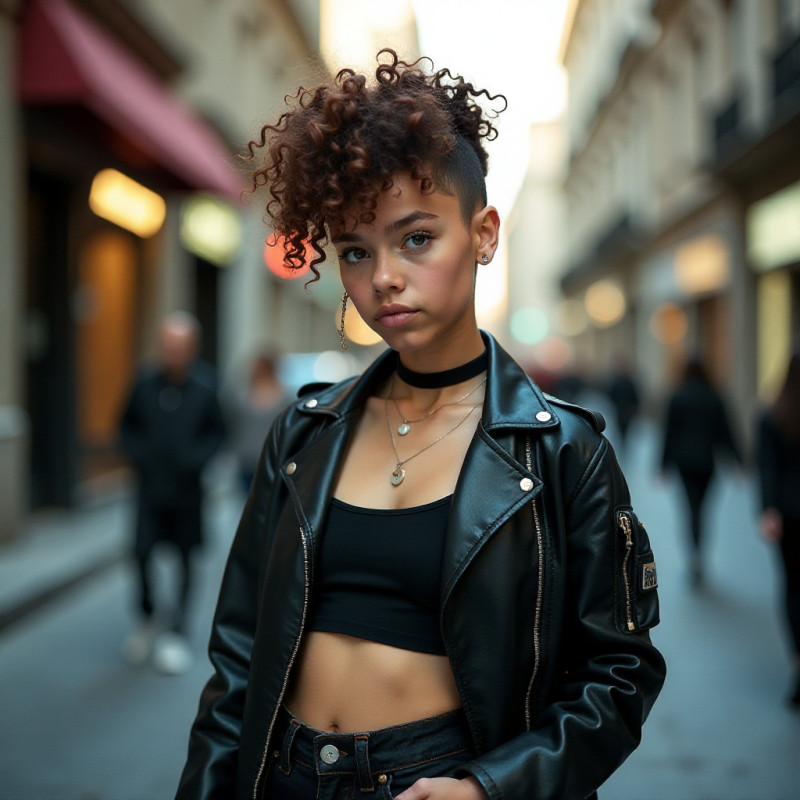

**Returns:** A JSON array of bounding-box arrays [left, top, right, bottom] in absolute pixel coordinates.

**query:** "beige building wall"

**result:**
[[0, 0, 27, 538], [505, 120, 568, 374], [557, 0, 800, 441]]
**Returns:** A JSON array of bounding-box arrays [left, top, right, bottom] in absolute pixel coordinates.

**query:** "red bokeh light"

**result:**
[[263, 233, 312, 279]]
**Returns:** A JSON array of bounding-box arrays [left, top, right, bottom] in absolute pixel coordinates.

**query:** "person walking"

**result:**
[[661, 357, 741, 586], [226, 349, 288, 497], [119, 311, 226, 675], [757, 352, 800, 708], [175, 50, 665, 800], [607, 355, 640, 449]]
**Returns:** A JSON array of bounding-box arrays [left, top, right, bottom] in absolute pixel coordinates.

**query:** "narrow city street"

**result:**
[[1, 419, 799, 800]]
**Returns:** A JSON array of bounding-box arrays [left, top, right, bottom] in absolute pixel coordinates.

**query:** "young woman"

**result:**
[[757, 352, 800, 708], [176, 50, 665, 800]]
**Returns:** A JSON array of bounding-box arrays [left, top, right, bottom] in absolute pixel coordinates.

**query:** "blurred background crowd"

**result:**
[[1, 0, 799, 798]]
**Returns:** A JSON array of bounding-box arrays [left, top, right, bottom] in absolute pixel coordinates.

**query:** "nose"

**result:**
[[371, 251, 405, 294]]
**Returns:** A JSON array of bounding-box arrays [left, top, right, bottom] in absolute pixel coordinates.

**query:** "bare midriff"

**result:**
[[284, 631, 462, 733]]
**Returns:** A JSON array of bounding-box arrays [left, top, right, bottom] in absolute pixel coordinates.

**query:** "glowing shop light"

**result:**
[[181, 196, 241, 266], [510, 307, 549, 345], [89, 169, 166, 238], [584, 280, 626, 328], [264, 234, 313, 279], [336, 303, 383, 347], [649, 303, 688, 345]]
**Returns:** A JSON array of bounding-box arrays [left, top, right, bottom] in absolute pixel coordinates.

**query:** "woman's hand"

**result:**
[[394, 776, 488, 800], [761, 508, 783, 542]]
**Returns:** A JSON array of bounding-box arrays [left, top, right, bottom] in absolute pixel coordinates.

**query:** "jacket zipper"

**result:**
[[618, 511, 636, 631], [252, 525, 311, 800], [524, 437, 544, 730]]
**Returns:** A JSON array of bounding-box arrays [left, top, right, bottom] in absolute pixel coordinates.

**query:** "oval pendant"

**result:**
[[391, 466, 406, 486], [398, 422, 411, 436]]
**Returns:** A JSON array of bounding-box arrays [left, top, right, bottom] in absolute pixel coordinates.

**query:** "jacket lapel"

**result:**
[[440, 425, 544, 607]]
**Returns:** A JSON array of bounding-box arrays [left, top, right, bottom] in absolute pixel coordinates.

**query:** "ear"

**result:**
[[471, 205, 500, 263]]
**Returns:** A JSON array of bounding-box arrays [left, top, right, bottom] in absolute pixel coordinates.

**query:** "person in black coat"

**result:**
[[119, 311, 226, 674], [757, 351, 800, 707], [607, 355, 640, 448], [661, 357, 741, 585]]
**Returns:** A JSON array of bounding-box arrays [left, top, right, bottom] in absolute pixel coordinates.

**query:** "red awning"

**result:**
[[18, 0, 242, 200]]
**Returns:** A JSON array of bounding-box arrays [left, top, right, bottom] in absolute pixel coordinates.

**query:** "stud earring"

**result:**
[[338, 291, 349, 351], [481, 253, 489, 264]]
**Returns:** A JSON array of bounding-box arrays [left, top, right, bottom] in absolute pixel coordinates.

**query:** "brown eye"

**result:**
[[404, 231, 432, 250], [338, 247, 369, 264]]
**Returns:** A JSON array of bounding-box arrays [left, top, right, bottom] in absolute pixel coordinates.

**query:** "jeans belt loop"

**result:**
[[354, 734, 375, 792], [279, 717, 301, 776]]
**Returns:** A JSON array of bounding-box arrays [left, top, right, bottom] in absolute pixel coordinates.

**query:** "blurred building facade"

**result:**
[[556, 0, 800, 440], [0, 0, 337, 539], [504, 119, 569, 390]]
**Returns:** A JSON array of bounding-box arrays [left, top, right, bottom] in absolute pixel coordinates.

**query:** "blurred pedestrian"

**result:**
[[607, 354, 640, 448], [226, 349, 288, 496], [119, 311, 226, 675], [757, 351, 800, 708], [661, 357, 741, 586], [175, 50, 664, 800]]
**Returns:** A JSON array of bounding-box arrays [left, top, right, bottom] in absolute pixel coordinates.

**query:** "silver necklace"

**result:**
[[392, 375, 487, 435], [385, 374, 483, 486]]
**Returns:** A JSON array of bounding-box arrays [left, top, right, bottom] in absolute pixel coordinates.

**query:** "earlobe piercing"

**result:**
[[338, 291, 349, 351], [481, 254, 489, 264]]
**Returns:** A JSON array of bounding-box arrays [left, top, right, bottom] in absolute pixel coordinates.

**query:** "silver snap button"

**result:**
[[286, 462, 297, 475], [319, 744, 339, 764], [536, 411, 552, 422], [305, 398, 318, 408], [520, 477, 534, 492]]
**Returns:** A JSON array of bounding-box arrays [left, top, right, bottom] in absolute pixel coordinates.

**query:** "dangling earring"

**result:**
[[338, 291, 349, 351], [481, 253, 489, 264]]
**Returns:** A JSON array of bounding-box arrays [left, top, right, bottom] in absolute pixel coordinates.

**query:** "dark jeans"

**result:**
[[677, 466, 713, 552], [133, 504, 201, 634], [262, 706, 476, 799]]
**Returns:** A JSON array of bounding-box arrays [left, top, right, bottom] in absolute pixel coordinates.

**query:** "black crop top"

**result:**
[[308, 495, 452, 656]]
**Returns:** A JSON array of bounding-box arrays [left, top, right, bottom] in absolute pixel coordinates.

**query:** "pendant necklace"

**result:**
[[385, 373, 483, 486], [393, 375, 487, 435]]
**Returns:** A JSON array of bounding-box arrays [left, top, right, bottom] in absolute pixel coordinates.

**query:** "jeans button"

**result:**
[[320, 744, 340, 764]]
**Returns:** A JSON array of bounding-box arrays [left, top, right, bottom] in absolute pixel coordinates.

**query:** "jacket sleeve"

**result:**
[[119, 378, 149, 469], [182, 389, 228, 474], [463, 436, 666, 800], [174, 416, 283, 800]]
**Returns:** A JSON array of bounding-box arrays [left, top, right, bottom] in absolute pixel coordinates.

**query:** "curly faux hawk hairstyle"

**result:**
[[244, 49, 506, 282]]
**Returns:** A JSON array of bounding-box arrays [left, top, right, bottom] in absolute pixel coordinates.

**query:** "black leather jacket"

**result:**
[[176, 334, 665, 800]]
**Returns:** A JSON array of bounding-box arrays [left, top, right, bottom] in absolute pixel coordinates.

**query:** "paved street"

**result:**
[[1, 419, 799, 799]]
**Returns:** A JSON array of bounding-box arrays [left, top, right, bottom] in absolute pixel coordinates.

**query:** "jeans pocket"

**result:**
[[383, 750, 472, 796]]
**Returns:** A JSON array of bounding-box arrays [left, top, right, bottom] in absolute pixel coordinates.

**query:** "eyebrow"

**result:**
[[331, 211, 439, 244]]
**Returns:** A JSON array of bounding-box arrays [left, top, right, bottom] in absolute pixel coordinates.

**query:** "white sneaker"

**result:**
[[122, 620, 158, 665], [152, 632, 193, 675]]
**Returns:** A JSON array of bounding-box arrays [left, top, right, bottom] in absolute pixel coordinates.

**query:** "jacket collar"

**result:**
[[296, 331, 559, 433]]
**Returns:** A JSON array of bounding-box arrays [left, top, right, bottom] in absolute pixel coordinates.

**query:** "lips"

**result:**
[[375, 304, 418, 328]]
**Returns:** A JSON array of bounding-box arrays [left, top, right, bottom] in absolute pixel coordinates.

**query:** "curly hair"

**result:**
[[244, 49, 506, 281]]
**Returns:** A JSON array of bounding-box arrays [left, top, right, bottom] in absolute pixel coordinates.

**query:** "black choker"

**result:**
[[396, 350, 488, 389]]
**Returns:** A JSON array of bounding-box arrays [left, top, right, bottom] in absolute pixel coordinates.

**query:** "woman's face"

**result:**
[[333, 173, 498, 356]]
